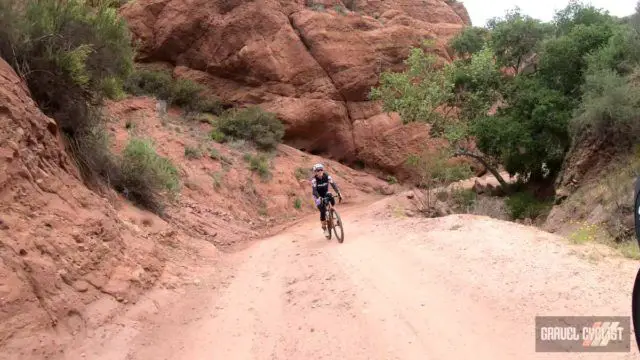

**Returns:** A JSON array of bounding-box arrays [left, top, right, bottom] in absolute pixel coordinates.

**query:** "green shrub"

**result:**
[[209, 129, 226, 143], [196, 97, 224, 115], [294, 197, 302, 209], [504, 191, 551, 220], [0, 0, 134, 186], [100, 76, 126, 100], [208, 147, 232, 165], [123, 69, 224, 115], [171, 78, 205, 110], [118, 137, 180, 213], [570, 69, 640, 144], [244, 153, 272, 180], [123, 69, 174, 100], [184, 145, 202, 159], [295, 167, 309, 180], [452, 188, 477, 209], [217, 106, 285, 151], [209, 147, 221, 160]]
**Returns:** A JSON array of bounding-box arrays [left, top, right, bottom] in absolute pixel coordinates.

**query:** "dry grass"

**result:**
[[567, 220, 640, 260], [554, 152, 640, 256]]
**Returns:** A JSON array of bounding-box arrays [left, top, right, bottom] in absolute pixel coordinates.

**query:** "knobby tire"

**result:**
[[331, 208, 344, 243], [326, 208, 332, 240]]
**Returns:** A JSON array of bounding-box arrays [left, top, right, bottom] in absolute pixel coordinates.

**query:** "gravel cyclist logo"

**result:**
[[535, 316, 630, 352]]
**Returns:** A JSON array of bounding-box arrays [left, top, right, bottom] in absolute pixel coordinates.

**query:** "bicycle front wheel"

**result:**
[[325, 210, 332, 240], [331, 208, 344, 243]]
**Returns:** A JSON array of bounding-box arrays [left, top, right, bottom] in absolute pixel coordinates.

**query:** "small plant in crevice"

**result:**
[[125, 119, 136, 130], [258, 206, 268, 217], [209, 147, 233, 165], [211, 171, 224, 190], [243, 152, 272, 181], [209, 147, 221, 160], [240, 177, 267, 211], [294, 197, 302, 209], [295, 167, 309, 180], [118, 137, 180, 214], [209, 129, 226, 143], [184, 145, 202, 159]]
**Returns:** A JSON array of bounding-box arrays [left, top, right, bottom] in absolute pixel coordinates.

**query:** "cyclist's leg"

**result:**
[[318, 202, 327, 228]]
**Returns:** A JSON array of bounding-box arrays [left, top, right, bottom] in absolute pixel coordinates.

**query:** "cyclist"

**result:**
[[311, 163, 343, 237]]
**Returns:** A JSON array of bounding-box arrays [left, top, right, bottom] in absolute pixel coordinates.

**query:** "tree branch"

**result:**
[[453, 148, 509, 189]]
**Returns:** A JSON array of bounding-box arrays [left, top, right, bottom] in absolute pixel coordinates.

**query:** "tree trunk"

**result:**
[[453, 149, 510, 190]]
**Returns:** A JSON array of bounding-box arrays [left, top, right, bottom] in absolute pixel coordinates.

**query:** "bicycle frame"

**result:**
[[321, 193, 343, 242]]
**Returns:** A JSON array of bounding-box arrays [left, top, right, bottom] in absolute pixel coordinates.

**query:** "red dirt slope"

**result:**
[[0, 57, 386, 359]]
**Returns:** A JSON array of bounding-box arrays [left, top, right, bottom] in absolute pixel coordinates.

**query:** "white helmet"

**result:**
[[312, 163, 324, 171]]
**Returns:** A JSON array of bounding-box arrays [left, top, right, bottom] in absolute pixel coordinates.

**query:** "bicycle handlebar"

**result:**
[[321, 193, 342, 204]]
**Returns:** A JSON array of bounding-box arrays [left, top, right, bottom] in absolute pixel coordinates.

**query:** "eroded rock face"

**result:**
[[120, 0, 469, 167], [0, 58, 167, 356]]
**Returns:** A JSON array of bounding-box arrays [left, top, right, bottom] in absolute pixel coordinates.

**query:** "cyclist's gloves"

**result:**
[[314, 197, 321, 206]]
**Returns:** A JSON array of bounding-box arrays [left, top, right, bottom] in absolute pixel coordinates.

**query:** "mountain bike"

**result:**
[[322, 193, 344, 243]]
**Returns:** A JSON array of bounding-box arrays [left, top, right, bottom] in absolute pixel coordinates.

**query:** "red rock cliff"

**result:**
[[120, 0, 470, 172]]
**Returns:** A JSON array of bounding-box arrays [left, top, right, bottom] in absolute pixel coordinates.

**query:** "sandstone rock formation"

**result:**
[[120, 0, 470, 170]]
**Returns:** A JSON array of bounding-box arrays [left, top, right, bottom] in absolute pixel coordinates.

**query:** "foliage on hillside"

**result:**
[[371, 1, 640, 190], [0, 0, 285, 215]]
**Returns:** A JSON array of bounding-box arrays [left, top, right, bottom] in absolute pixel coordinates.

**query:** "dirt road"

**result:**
[[63, 199, 639, 360]]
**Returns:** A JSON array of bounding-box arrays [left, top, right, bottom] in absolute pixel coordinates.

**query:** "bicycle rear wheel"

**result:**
[[331, 208, 344, 243]]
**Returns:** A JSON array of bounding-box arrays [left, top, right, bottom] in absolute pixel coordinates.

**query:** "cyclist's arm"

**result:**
[[328, 175, 341, 196], [311, 178, 320, 199]]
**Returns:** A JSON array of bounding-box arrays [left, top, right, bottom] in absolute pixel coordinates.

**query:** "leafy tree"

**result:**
[[371, 2, 640, 192], [553, 0, 612, 36], [537, 21, 615, 97], [628, 0, 640, 31], [450, 27, 489, 58], [472, 76, 572, 181], [447, 47, 503, 120], [584, 23, 640, 75], [486, 7, 551, 73], [371, 45, 509, 187], [570, 68, 640, 144], [369, 47, 454, 131]]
